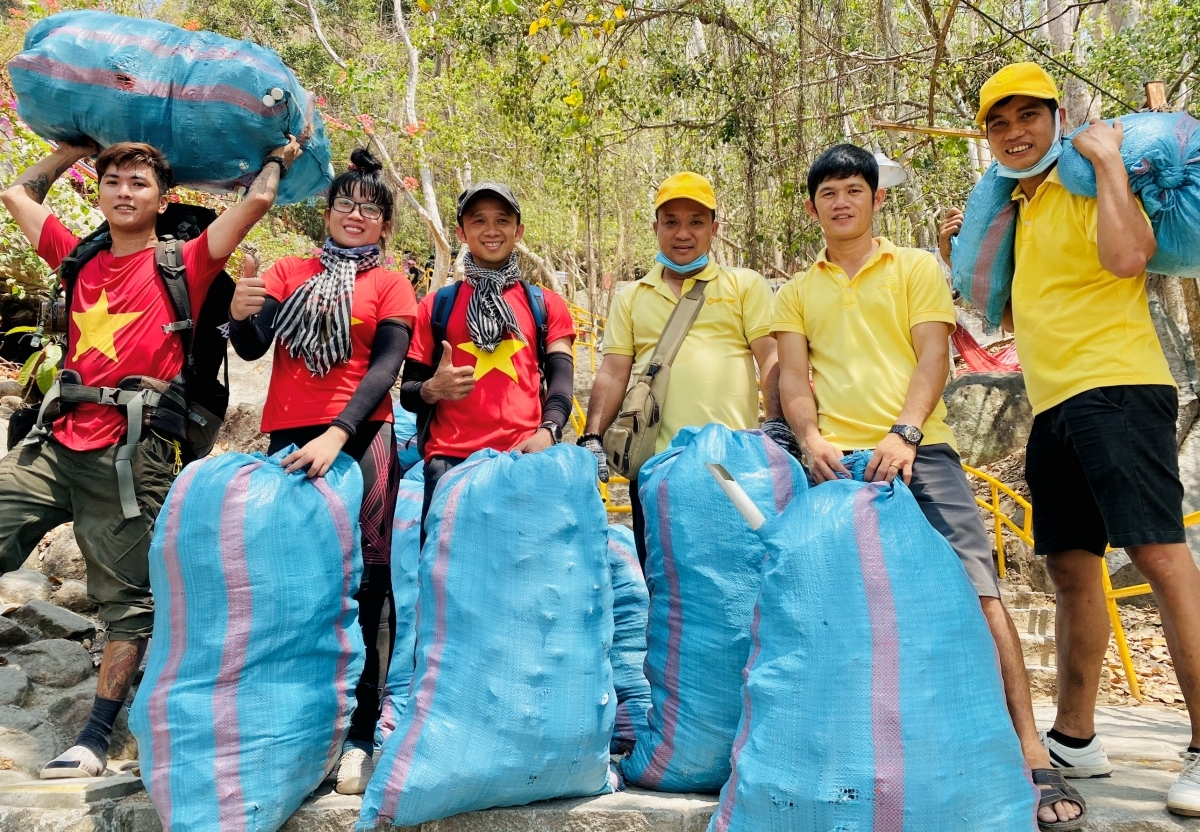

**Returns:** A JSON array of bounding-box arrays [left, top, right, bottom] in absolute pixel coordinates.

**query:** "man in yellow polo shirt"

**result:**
[[776, 143, 1083, 830], [942, 63, 1200, 819], [579, 172, 786, 566]]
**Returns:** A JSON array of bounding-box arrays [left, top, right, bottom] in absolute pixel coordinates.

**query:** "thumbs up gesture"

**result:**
[[230, 252, 267, 321], [420, 340, 477, 403]]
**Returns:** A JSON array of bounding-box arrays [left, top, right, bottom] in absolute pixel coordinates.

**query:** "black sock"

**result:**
[[1047, 728, 1094, 749], [1189, 746, 1200, 754], [74, 696, 123, 759]]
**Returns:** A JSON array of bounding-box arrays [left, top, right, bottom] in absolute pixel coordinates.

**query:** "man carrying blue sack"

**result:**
[[776, 143, 1084, 830], [941, 62, 1200, 818]]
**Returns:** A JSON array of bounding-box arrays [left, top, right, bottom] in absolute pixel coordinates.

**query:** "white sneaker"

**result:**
[[41, 745, 106, 779], [1040, 730, 1114, 778], [334, 742, 375, 795], [1168, 751, 1200, 817]]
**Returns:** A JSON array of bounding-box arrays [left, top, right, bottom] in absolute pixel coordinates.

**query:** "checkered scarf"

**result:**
[[463, 251, 525, 353], [275, 239, 381, 377]]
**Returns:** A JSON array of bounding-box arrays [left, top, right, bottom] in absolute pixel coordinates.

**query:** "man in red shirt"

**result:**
[[0, 136, 299, 778], [400, 182, 576, 539]]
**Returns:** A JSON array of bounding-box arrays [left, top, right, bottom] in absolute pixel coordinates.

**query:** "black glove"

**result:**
[[761, 417, 805, 464], [578, 433, 610, 483]]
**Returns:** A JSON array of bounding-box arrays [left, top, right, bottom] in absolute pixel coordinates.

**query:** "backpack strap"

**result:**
[[429, 282, 462, 367], [520, 280, 549, 370], [155, 239, 195, 372]]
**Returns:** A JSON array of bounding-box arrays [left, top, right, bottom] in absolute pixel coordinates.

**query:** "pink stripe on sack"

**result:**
[[378, 472, 470, 820], [714, 604, 763, 832], [313, 477, 360, 778], [972, 202, 1016, 312], [46, 24, 290, 78], [212, 463, 261, 832], [639, 477, 684, 787], [852, 486, 904, 832], [758, 431, 794, 512], [614, 701, 632, 737], [145, 463, 201, 823], [608, 538, 641, 576], [9, 55, 279, 117]]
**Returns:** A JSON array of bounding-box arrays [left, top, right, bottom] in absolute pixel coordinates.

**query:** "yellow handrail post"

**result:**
[[991, 480, 1005, 579], [1102, 566, 1143, 701]]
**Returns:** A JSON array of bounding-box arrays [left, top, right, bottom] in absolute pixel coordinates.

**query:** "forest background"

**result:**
[[0, 0, 1196, 316]]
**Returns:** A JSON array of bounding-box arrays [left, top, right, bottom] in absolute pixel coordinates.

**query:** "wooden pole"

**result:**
[[869, 118, 985, 139]]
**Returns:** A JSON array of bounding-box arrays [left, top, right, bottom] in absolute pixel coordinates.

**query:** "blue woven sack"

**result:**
[[622, 425, 807, 793], [8, 10, 333, 205], [359, 446, 617, 828], [607, 523, 650, 756], [392, 402, 421, 475], [377, 475, 424, 744], [1058, 111, 1200, 277], [710, 452, 1036, 831], [129, 449, 365, 832], [950, 163, 1018, 326]]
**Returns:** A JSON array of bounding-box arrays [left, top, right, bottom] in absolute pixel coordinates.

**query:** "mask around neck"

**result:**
[[995, 110, 1063, 180], [656, 251, 710, 275]]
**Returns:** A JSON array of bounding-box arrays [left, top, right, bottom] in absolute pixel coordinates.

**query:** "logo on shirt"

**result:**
[[72, 290, 143, 362], [706, 297, 737, 306], [458, 338, 525, 382]]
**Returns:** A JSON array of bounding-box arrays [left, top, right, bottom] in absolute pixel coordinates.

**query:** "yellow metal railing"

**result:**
[[961, 466, 1196, 702]]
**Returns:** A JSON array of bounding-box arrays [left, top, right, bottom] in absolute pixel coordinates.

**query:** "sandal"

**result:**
[[1032, 768, 1087, 831]]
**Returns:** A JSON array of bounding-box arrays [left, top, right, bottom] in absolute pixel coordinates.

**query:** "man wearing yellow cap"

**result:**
[[578, 172, 787, 566], [943, 62, 1200, 819]]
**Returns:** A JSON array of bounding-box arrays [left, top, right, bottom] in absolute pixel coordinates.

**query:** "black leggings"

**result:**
[[268, 420, 401, 744]]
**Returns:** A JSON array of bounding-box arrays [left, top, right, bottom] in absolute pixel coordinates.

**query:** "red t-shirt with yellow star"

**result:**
[[259, 256, 418, 432], [36, 215, 228, 452], [408, 282, 575, 460]]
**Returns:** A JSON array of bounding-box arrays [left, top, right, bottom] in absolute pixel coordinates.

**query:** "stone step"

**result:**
[[1009, 604, 1055, 635], [1021, 631, 1057, 667]]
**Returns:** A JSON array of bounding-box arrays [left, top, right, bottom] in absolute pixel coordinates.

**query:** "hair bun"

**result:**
[[349, 148, 383, 174]]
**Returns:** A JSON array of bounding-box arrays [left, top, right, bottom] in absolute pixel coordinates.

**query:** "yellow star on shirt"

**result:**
[[351, 317, 363, 325], [457, 338, 525, 382], [72, 290, 143, 362]]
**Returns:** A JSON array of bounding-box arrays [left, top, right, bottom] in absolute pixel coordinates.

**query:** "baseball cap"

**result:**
[[975, 62, 1060, 125], [654, 172, 718, 212], [456, 181, 521, 223]]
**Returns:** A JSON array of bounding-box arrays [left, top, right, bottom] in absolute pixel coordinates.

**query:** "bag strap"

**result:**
[[155, 239, 195, 372], [429, 281, 462, 366], [638, 276, 709, 383], [520, 280, 549, 370]]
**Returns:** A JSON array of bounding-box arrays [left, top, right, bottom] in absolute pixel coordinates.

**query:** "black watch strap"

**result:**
[[263, 155, 288, 178], [540, 421, 563, 444]]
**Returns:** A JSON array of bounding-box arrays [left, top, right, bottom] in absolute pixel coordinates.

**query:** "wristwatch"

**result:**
[[540, 421, 563, 445], [890, 424, 924, 446], [263, 155, 289, 178]]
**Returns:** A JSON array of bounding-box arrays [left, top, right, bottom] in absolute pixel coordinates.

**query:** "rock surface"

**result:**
[[0, 666, 30, 707], [0, 380, 23, 399], [943, 372, 1032, 467], [50, 580, 96, 615], [0, 616, 32, 649], [0, 705, 62, 774], [214, 403, 269, 455], [9, 600, 95, 641], [43, 681, 138, 760], [36, 528, 87, 581], [0, 569, 51, 605], [6, 640, 93, 688]]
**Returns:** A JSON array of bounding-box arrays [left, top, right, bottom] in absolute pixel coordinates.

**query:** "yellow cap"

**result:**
[[975, 62, 1060, 125], [654, 172, 717, 211]]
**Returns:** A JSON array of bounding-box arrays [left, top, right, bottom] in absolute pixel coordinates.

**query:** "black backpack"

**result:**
[[11, 203, 235, 518]]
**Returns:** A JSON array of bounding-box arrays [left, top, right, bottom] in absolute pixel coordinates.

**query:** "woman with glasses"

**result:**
[[227, 148, 417, 794]]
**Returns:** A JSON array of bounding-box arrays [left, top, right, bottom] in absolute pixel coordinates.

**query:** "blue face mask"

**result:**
[[656, 251, 710, 274], [995, 110, 1063, 180]]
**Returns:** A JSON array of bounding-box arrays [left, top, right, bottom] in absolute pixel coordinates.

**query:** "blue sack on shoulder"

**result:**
[[709, 452, 1036, 831], [951, 163, 1018, 326]]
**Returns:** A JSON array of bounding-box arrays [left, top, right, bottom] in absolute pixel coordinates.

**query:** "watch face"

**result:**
[[902, 426, 923, 445]]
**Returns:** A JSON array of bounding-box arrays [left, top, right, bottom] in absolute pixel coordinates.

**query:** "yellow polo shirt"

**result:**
[[603, 262, 774, 454], [772, 237, 958, 451], [1011, 169, 1173, 414]]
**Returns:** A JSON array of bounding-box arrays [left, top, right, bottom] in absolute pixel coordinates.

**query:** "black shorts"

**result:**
[[1025, 385, 1185, 556]]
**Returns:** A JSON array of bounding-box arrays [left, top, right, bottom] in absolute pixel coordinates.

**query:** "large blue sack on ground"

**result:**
[[8, 10, 333, 204], [709, 452, 1036, 832], [950, 163, 1018, 327], [377, 475, 424, 744], [129, 449, 365, 832], [392, 401, 421, 475], [607, 523, 650, 756], [622, 425, 807, 793], [359, 446, 617, 828], [1058, 111, 1200, 278]]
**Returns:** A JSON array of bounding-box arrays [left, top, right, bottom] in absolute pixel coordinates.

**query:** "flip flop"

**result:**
[[1032, 767, 1087, 831]]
